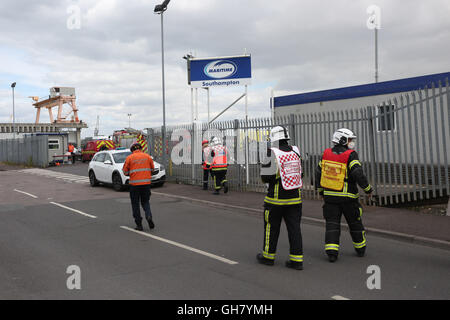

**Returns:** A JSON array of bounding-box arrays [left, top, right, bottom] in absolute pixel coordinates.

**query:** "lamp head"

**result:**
[[154, 0, 170, 13]]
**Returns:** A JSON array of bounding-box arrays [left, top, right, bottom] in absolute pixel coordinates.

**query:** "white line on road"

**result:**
[[50, 202, 97, 219], [120, 226, 239, 265], [13, 189, 38, 199], [331, 295, 350, 300]]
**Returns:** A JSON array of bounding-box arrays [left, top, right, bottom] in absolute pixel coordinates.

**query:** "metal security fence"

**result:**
[[0, 136, 49, 168], [149, 79, 450, 206]]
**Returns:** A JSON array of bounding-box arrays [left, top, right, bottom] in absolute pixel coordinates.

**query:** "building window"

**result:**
[[377, 105, 396, 131], [49, 140, 60, 150]]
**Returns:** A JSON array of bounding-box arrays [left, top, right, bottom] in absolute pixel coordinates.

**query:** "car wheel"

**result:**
[[89, 170, 99, 187], [112, 173, 124, 191]]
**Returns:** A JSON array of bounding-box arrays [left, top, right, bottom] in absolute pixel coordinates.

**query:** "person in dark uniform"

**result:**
[[315, 128, 373, 262], [257, 126, 304, 270]]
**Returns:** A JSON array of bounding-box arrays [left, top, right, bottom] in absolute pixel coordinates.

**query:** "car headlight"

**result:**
[[159, 165, 165, 172]]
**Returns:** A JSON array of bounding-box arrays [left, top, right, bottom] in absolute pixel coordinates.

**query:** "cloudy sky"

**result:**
[[0, 0, 449, 138]]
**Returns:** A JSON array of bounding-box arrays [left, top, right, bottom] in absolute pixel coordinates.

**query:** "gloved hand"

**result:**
[[318, 188, 324, 196]]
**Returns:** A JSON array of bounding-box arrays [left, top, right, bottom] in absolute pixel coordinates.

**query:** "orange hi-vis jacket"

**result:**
[[68, 144, 74, 153], [122, 150, 155, 186], [207, 145, 227, 170]]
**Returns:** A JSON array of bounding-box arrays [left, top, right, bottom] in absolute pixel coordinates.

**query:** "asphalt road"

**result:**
[[0, 165, 449, 300]]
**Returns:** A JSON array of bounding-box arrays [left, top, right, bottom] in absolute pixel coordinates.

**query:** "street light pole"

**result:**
[[154, 0, 171, 167], [127, 113, 132, 128], [11, 82, 16, 138]]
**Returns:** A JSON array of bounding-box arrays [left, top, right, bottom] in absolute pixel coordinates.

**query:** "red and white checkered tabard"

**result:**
[[271, 146, 303, 190]]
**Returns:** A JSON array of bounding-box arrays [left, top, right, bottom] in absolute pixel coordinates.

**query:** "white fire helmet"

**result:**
[[332, 128, 357, 146], [270, 126, 290, 144], [210, 136, 220, 146]]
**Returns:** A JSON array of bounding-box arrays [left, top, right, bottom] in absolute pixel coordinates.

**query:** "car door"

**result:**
[[93, 152, 107, 182], [100, 153, 114, 183]]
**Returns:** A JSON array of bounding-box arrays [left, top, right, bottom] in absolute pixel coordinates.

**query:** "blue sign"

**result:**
[[189, 55, 251, 88]]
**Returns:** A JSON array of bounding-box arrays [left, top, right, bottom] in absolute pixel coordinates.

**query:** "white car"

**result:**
[[88, 149, 166, 191]]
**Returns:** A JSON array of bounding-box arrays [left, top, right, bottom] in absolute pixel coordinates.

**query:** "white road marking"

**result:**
[[17, 169, 89, 184], [120, 226, 239, 265], [13, 189, 38, 199], [50, 202, 97, 219], [331, 295, 350, 300]]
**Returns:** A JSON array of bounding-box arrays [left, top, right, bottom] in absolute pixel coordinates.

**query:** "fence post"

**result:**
[[234, 119, 241, 190], [147, 128, 154, 155], [366, 106, 378, 202], [289, 114, 296, 145]]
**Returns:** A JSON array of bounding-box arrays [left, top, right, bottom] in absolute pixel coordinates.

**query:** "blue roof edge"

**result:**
[[274, 72, 450, 107]]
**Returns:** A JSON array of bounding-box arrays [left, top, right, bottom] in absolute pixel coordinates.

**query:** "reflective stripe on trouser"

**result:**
[[323, 202, 366, 254], [211, 169, 227, 190], [262, 204, 303, 261]]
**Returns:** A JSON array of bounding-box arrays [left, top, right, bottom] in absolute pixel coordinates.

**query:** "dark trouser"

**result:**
[[262, 204, 303, 263], [203, 169, 209, 189], [130, 184, 152, 226], [71, 153, 76, 164], [211, 169, 227, 190], [323, 201, 366, 256]]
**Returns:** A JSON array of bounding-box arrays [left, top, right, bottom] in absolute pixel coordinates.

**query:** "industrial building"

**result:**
[[274, 71, 450, 116]]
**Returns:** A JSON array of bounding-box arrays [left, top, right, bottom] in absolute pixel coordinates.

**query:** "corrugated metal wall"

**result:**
[[0, 136, 49, 168]]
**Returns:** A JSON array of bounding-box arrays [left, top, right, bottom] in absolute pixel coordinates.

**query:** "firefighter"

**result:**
[[201, 139, 210, 190], [257, 126, 304, 270], [123, 143, 155, 231], [206, 136, 228, 195], [315, 128, 373, 262]]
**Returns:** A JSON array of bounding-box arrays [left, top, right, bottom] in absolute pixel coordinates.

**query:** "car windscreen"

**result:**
[[113, 152, 132, 164]]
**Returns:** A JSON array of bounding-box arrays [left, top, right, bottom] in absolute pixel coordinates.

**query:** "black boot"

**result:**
[[135, 223, 143, 231], [285, 260, 303, 270], [328, 254, 338, 263], [355, 247, 366, 257], [256, 253, 274, 266], [223, 181, 229, 194], [147, 218, 155, 229]]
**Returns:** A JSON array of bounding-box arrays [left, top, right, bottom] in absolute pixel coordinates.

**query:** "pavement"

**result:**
[[152, 183, 450, 250]]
